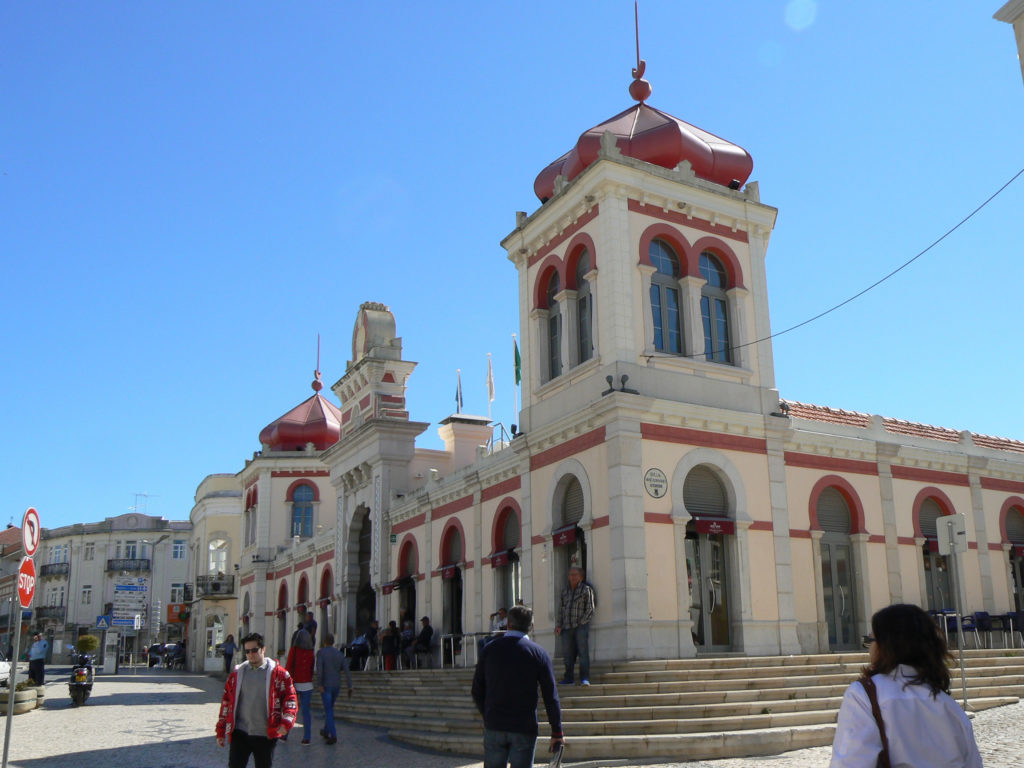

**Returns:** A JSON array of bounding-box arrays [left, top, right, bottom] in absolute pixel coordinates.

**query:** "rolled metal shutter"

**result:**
[[683, 466, 727, 516], [562, 478, 584, 526], [920, 499, 943, 539], [817, 487, 852, 534]]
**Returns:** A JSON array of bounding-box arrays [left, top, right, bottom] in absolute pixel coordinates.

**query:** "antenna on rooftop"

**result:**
[[131, 492, 159, 516]]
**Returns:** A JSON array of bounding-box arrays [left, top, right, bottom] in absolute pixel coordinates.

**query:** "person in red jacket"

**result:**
[[285, 628, 315, 744], [216, 632, 297, 768]]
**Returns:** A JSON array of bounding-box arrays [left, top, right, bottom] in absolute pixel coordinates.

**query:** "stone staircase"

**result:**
[[330, 649, 1024, 761]]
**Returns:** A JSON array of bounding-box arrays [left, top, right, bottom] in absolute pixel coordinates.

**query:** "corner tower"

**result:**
[[503, 67, 780, 432]]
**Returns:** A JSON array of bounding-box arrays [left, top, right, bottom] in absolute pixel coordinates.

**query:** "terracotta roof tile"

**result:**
[[882, 418, 961, 443], [784, 401, 872, 428]]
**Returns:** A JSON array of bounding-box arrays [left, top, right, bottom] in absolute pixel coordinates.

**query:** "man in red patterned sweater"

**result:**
[[216, 632, 298, 768]]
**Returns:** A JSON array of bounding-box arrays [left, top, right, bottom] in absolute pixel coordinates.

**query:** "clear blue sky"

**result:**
[[3, 2, 1022, 531]]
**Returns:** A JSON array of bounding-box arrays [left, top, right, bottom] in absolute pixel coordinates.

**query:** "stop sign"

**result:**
[[18, 557, 36, 608]]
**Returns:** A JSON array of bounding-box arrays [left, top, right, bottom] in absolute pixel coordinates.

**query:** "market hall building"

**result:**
[[217, 66, 1024, 668]]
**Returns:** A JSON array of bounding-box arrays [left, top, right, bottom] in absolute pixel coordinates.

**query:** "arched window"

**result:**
[[291, 484, 314, 538], [919, 498, 952, 611], [575, 250, 593, 364], [649, 239, 684, 354], [554, 476, 587, 577], [546, 271, 562, 379], [683, 466, 728, 516], [700, 252, 731, 364]]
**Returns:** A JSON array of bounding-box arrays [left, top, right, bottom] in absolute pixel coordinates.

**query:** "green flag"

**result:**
[[513, 338, 521, 385]]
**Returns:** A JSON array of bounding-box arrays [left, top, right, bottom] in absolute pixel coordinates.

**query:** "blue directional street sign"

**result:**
[[96, 615, 112, 629]]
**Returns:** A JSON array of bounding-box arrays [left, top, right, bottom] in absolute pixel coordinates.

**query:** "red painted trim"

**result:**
[[981, 477, 1024, 493], [319, 567, 332, 598], [275, 566, 293, 578], [749, 520, 774, 532], [784, 452, 877, 476], [629, 199, 750, 245], [264, 611, 274, 617], [533, 256, 564, 311], [592, 515, 610, 529], [481, 556, 491, 566], [382, 372, 396, 383], [897, 536, 917, 546], [296, 573, 310, 605], [272, 470, 329, 478], [285, 478, 320, 502], [359, 394, 371, 410], [528, 205, 599, 268], [644, 512, 674, 525], [989, 542, 1006, 551], [294, 557, 314, 571], [807, 475, 867, 534], [968, 541, 979, 550], [434, 494, 473, 520], [491, 499, 523, 554], [911, 487, 956, 537], [530, 427, 607, 470], [316, 550, 334, 564], [277, 581, 289, 609], [482, 475, 522, 502], [439, 518, 467, 566], [397, 534, 419, 579], [691, 237, 745, 291], [642, 423, 767, 454], [891, 466, 969, 487], [342, 409, 352, 424], [868, 534, 886, 544], [998, 497, 1024, 544], [564, 233, 598, 289], [637, 222, 696, 276], [789, 529, 812, 539], [531, 534, 546, 546], [380, 394, 404, 404], [392, 513, 426, 535], [241, 573, 256, 586], [265, 573, 274, 580], [464, 561, 474, 570]]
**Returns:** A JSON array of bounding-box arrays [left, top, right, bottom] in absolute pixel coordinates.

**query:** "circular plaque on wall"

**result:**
[[644, 468, 668, 498]]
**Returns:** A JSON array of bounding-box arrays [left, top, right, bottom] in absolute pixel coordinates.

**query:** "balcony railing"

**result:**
[[35, 606, 67, 621], [196, 575, 236, 597], [106, 558, 151, 572], [39, 562, 70, 578]]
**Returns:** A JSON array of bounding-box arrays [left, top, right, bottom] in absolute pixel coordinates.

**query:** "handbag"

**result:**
[[858, 676, 892, 768]]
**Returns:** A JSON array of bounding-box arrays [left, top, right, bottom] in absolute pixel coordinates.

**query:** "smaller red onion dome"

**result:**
[[259, 374, 342, 451]]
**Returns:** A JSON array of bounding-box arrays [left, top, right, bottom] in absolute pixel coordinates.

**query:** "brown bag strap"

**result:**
[[859, 676, 892, 768]]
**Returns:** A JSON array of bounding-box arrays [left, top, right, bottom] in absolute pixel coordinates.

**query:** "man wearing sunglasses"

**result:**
[[216, 632, 298, 768]]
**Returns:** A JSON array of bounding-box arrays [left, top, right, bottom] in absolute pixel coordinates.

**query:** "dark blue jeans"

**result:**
[[320, 686, 339, 739], [562, 623, 590, 682], [483, 729, 537, 768], [297, 689, 312, 741]]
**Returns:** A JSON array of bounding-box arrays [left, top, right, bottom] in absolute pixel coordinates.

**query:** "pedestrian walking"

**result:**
[[222, 634, 237, 675], [285, 629, 315, 744], [471, 604, 564, 768], [314, 633, 353, 745], [215, 632, 297, 768], [28, 633, 48, 685], [554, 566, 595, 686], [830, 603, 982, 768]]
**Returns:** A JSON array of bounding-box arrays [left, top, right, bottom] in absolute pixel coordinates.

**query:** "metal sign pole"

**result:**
[[2, 610, 24, 768]]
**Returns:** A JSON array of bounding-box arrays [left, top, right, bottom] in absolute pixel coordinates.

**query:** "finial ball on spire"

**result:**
[[629, 76, 652, 102], [312, 369, 323, 392]]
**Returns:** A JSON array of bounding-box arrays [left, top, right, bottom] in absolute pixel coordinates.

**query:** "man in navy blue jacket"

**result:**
[[471, 605, 564, 768]]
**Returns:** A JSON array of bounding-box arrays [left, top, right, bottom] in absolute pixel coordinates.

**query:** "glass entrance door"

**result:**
[[1010, 551, 1024, 612], [684, 529, 730, 650], [923, 547, 952, 611], [820, 540, 857, 650]]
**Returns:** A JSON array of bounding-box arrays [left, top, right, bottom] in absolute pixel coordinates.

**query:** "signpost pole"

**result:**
[[4, 508, 41, 768], [2, 622, 24, 768]]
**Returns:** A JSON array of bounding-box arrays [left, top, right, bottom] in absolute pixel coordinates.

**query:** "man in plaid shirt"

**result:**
[[554, 566, 595, 686]]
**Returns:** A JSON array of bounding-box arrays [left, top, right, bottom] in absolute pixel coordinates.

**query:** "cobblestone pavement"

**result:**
[[1, 666, 1021, 767]]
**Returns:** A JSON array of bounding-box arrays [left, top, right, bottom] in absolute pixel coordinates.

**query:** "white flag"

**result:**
[[487, 353, 495, 403]]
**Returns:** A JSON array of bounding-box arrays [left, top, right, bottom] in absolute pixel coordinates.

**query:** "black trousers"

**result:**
[[229, 730, 277, 768], [28, 659, 44, 685]]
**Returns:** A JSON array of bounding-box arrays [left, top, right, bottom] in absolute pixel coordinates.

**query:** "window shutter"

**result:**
[[501, 511, 520, 549], [817, 488, 852, 534], [920, 499, 943, 539], [684, 466, 728, 516], [1006, 508, 1024, 545], [561, 478, 584, 526]]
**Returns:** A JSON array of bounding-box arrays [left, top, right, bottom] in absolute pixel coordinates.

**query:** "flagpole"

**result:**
[[512, 334, 519, 426]]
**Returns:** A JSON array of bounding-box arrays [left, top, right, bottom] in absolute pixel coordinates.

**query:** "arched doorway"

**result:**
[[817, 487, 858, 650], [683, 465, 733, 651], [493, 505, 521, 611], [552, 475, 587, 598], [1007, 505, 1024, 612], [356, 511, 375, 634], [296, 575, 310, 639], [397, 539, 417, 627], [276, 582, 288, 657], [920, 499, 953, 610], [440, 525, 464, 640], [319, 567, 333, 638]]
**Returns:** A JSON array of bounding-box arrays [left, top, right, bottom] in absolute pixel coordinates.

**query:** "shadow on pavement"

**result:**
[[9, 735, 224, 768]]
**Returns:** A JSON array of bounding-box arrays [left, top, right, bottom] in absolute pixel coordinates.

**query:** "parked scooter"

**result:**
[[68, 652, 94, 706]]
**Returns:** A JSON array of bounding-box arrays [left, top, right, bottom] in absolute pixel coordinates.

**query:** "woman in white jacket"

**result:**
[[830, 603, 982, 768]]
